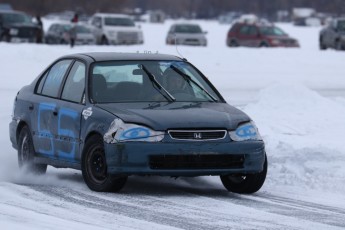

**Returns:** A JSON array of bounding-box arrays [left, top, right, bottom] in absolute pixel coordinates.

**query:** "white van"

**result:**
[[89, 13, 143, 45]]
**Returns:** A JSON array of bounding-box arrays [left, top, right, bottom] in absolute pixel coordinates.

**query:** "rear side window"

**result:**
[[40, 60, 72, 98], [61, 61, 86, 103]]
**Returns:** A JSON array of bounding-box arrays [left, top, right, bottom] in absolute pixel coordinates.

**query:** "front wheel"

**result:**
[[18, 126, 47, 174], [81, 135, 127, 192], [220, 154, 267, 194]]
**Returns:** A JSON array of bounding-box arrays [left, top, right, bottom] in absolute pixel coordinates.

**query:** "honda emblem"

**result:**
[[194, 132, 202, 139]]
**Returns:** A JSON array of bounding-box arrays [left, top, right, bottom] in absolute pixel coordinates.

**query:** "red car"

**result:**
[[226, 22, 299, 48]]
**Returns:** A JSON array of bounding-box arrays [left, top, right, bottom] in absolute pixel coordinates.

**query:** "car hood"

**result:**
[[96, 102, 250, 130]]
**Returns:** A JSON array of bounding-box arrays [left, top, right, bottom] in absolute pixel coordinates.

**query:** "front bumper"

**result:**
[[104, 140, 265, 176]]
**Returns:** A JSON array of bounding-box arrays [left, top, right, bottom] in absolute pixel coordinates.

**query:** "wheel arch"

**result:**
[[82, 131, 104, 155], [16, 121, 29, 144]]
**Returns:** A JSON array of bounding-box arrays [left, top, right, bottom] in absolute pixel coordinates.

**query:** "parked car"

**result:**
[[166, 23, 207, 46], [226, 22, 299, 48], [45, 23, 95, 45], [0, 10, 41, 43], [89, 13, 143, 45], [9, 52, 267, 194], [319, 18, 345, 50]]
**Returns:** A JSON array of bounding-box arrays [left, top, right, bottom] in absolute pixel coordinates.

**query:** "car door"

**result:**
[[32, 59, 73, 158], [90, 16, 102, 43], [56, 60, 86, 162], [237, 25, 255, 46]]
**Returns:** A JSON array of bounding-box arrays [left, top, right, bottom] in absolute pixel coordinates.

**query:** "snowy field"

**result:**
[[0, 19, 345, 229]]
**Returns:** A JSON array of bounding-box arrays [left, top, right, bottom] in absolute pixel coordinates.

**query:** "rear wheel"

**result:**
[[81, 135, 127, 192], [1, 34, 10, 42], [220, 154, 267, 194], [335, 40, 344, 50], [259, 42, 269, 47], [18, 126, 47, 174]]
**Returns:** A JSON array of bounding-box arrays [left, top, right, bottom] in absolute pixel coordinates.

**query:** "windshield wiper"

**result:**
[[170, 65, 218, 102], [140, 64, 175, 102]]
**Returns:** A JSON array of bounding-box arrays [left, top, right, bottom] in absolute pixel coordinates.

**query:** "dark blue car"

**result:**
[[9, 52, 267, 193]]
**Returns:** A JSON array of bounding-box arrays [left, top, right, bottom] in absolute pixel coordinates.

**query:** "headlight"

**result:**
[[104, 118, 164, 143], [229, 121, 262, 141], [9, 28, 19, 36]]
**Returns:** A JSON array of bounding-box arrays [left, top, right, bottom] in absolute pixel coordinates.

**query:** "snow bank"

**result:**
[[244, 84, 345, 193]]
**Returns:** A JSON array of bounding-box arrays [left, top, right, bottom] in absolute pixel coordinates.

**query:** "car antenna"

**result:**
[[174, 33, 186, 61]]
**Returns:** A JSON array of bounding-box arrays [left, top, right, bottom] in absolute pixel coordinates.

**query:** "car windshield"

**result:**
[[337, 20, 345, 31], [175, 25, 202, 33], [104, 17, 135, 27], [259, 26, 286, 36], [60, 24, 72, 31], [75, 25, 91, 33], [90, 60, 221, 103], [2, 12, 32, 24]]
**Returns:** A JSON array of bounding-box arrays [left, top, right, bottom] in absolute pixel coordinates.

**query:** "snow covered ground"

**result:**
[[0, 19, 345, 229]]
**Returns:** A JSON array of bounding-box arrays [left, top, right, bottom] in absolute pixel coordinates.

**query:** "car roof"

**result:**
[[172, 23, 201, 27], [93, 13, 131, 18], [64, 52, 183, 62], [0, 10, 28, 15]]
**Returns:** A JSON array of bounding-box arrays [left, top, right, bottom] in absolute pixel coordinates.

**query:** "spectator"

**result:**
[[69, 13, 79, 47], [35, 15, 43, 43]]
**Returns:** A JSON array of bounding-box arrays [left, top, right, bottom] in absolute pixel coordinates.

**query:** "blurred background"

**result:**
[[2, 0, 345, 20]]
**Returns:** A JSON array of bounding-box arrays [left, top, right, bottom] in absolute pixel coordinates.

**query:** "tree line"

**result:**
[[2, 0, 345, 19]]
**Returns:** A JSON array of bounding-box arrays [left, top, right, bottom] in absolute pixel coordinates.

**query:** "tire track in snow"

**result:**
[[173, 186, 345, 228], [27, 184, 288, 230]]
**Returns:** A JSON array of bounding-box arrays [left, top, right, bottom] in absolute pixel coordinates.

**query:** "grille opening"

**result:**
[[149, 154, 245, 170], [168, 130, 226, 140]]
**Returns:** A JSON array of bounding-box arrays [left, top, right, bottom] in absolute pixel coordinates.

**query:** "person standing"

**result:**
[[35, 15, 43, 43], [69, 13, 79, 47]]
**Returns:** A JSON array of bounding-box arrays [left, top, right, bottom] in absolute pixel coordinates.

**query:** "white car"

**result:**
[[166, 23, 207, 46], [89, 13, 144, 45]]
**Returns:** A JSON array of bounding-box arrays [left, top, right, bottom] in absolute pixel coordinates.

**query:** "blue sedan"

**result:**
[[9, 52, 267, 193]]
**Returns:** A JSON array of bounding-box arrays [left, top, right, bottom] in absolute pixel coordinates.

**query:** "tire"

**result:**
[[1, 34, 10, 42], [319, 36, 327, 50], [228, 39, 238, 47], [18, 126, 47, 174], [220, 154, 267, 194], [259, 42, 269, 47], [81, 135, 127, 192], [335, 40, 343, 51]]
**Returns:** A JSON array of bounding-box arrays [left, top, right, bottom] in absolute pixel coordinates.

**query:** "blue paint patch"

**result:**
[[57, 108, 79, 159], [37, 103, 56, 156]]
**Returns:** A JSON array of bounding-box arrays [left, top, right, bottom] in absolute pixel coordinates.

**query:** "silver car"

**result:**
[[45, 23, 95, 45], [166, 23, 207, 46]]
